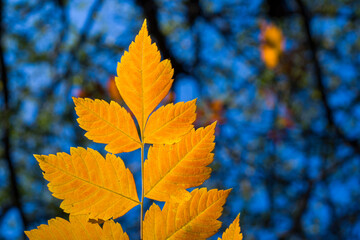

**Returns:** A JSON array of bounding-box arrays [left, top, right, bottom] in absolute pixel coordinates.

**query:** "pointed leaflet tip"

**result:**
[[33, 154, 41, 163], [72, 96, 82, 107], [218, 212, 242, 240], [201, 121, 217, 136], [115, 18, 174, 131], [210, 120, 218, 128], [37, 147, 139, 220], [139, 19, 149, 38], [34, 154, 52, 165], [223, 188, 232, 197], [142, 18, 147, 29], [234, 213, 240, 222]]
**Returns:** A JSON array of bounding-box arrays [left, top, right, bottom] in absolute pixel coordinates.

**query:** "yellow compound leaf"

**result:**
[[115, 19, 174, 132], [143, 188, 231, 240], [34, 147, 139, 221], [73, 97, 140, 154], [144, 122, 216, 202], [218, 214, 242, 240], [144, 99, 197, 144], [25, 215, 129, 240], [27, 19, 237, 239]]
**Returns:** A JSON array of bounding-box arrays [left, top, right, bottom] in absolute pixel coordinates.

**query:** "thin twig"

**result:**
[[296, 0, 360, 155], [135, 0, 190, 81], [42, 0, 105, 100]]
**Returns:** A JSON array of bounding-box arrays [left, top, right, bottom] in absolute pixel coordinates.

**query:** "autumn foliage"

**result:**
[[260, 21, 285, 69], [25, 20, 242, 240]]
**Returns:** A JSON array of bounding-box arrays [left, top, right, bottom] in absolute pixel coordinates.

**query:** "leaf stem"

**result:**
[[140, 139, 145, 239]]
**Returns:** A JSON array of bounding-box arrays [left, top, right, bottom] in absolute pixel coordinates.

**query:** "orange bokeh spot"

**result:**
[[260, 21, 285, 69]]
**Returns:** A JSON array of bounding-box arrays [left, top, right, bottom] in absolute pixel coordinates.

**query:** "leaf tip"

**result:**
[[235, 213, 240, 221], [189, 98, 197, 106], [33, 154, 43, 162], [211, 120, 218, 127], [24, 231, 32, 238], [204, 121, 217, 134], [72, 96, 83, 107], [141, 18, 148, 34], [223, 188, 232, 197]]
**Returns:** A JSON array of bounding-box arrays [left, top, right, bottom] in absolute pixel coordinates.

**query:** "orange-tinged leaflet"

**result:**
[[144, 99, 197, 144], [73, 97, 141, 154], [144, 122, 216, 202], [25, 215, 129, 240], [116, 19, 174, 132], [143, 188, 231, 240], [35, 147, 139, 221]]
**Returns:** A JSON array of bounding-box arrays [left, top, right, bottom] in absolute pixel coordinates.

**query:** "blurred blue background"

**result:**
[[1, 0, 360, 239]]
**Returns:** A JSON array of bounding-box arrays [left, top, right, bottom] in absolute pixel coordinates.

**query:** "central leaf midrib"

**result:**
[[140, 32, 145, 133]]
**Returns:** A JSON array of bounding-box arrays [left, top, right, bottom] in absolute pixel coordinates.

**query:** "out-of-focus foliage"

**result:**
[[260, 21, 284, 69], [1, 0, 360, 239], [33, 147, 140, 220]]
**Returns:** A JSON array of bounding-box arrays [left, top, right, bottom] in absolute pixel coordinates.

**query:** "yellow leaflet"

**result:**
[[218, 214, 242, 240], [143, 188, 231, 240], [73, 97, 140, 154], [35, 147, 139, 221], [144, 99, 197, 144], [144, 122, 216, 202], [143, 204, 166, 240], [25, 215, 129, 240], [116, 19, 174, 132]]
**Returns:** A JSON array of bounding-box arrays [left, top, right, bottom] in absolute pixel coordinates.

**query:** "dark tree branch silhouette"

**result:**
[[296, 0, 360, 155], [135, 0, 190, 81], [0, 0, 28, 231], [42, 0, 105, 100]]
